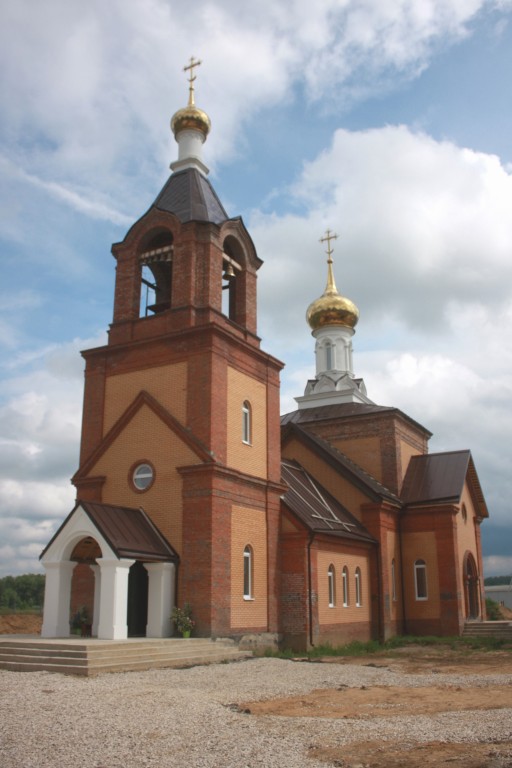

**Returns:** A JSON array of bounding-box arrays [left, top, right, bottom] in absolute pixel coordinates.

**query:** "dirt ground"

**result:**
[[2, 614, 512, 766], [243, 646, 512, 768], [0, 613, 42, 634]]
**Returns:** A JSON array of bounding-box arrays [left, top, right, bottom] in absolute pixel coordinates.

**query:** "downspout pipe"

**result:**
[[307, 533, 316, 648], [398, 508, 407, 636]]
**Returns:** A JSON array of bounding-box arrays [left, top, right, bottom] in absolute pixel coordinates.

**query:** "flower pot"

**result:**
[[181, 630, 191, 638]]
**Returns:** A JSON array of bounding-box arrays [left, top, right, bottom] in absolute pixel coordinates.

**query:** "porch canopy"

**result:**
[[40, 501, 179, 640]]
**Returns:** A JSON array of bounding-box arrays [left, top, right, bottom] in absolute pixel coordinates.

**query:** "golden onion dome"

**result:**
[[306, 248, 359, 331], [171, 103, 211, 139], [171, 57, 211, 140]]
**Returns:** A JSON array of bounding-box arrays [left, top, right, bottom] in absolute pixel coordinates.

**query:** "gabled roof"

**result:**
[[401, 450, 489, 517], [282, 422, 401, 505], [152, 168, 229, 225], [41, 501, 179, 562], [281, 402, 432, 438], [73, 390, 215, 484], [281, 459, 376, 544]]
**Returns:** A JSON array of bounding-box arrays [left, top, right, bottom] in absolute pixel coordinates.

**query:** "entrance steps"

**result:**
[[462, 621, 512, 640], [0, 636, 251, 676]]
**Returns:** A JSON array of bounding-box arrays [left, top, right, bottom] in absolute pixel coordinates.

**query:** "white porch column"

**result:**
[[144, 562, 176, 638], [41, 560, 77, 637], [96, 558, 134, 640], [90, 565, 101, 637]]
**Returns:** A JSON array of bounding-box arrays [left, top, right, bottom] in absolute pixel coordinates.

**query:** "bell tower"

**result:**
[[73, 60, 284, 641]]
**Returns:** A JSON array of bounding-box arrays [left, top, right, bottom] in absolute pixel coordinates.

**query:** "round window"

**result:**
[[132, 463, 154, 491]]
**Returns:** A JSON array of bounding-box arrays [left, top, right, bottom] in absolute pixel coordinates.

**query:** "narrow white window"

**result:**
[[243, 546, 253, 599], [355, 567, 362, 607], [325, 342, 334, 371], [391, 558, 397, 602], [242, 401, 251, 444], [328, 565, 335, 607], [342, 566, 349, 607], [414, 559, 428, 600]]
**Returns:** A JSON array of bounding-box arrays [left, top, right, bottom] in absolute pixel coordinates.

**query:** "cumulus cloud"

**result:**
[[0, 0, 505, 217], [253, 125, 512, 536]]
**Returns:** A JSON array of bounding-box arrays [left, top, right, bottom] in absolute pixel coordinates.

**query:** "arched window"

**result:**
[[138, 231, 174, 317], [342, 566, 349, 607], [325, 341, 335, 371], [391, 558, 397, 602], [328, 565, 336, 607], [243, 546, 253, 599], [414, 559, 428, 600], [355, 567, 362, 607], [222, 237, 243, 323], [242, 401, 252, 444]]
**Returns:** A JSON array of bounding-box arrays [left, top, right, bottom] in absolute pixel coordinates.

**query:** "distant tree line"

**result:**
[[484, 575, 512, 586], [0, 574, 45, 611]]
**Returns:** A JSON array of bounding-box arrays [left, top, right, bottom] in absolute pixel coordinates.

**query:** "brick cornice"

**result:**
[[178, 461, 287, 495]]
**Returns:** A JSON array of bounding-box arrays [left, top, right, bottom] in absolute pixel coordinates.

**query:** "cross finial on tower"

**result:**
[[183, 56, 202, 106], [320, 230, 338, 263]]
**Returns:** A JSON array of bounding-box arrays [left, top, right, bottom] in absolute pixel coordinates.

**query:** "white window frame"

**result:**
[[242, 401, 251, 445], [328, 565, 336, 607], [342, 566, 349, 607], [355, 567, 362, 607], [414, 559, 428, 601], [132, 463, 154, 491], [243, 546, 253, 600]]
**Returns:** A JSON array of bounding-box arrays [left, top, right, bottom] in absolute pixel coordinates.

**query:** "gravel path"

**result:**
[[1, 657, 511, 767]]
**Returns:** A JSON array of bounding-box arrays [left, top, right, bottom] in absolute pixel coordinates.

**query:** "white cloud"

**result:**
[[483, 555, 512, 577]]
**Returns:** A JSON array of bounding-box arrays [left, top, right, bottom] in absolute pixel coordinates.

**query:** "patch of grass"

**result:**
[[0, 607, 42, 616], [272, 634, 511, 659]]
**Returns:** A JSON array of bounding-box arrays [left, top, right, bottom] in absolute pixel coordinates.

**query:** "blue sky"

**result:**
[[1, 0, 512, 577]]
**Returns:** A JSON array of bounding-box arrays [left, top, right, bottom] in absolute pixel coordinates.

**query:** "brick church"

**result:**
[[40, 62, 488, 650]]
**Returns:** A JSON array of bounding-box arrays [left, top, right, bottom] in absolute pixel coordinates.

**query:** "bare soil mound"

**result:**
[[0, 613, 42, 634], [242, 647, 512, 768]]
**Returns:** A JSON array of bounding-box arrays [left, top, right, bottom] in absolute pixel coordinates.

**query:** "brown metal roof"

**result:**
[[282, 459, 376, 543], [282, 423, 401, 505], [152, 168, 229, 224], [41, 502, 179, 562], [401, 451, 488, 517]]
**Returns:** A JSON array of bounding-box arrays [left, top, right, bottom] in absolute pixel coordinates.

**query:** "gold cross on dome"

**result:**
[[320, 229, 338, 261], [183, 56, 202, 104]]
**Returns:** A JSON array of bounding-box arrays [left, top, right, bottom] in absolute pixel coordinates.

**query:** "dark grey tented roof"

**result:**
[[152, 168, 229, 224]]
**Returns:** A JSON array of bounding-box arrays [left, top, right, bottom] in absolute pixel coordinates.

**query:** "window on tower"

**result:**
[[243, 545, 253, 599], [222, 237, 242, 322], [325, 341, 335, 371], [242, 401, 252, 444], [138, 231, 174, 317]]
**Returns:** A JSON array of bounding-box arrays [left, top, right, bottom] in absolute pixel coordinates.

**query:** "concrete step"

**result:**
[[463, 621, 512, 639], [0, 637, 251, 676]]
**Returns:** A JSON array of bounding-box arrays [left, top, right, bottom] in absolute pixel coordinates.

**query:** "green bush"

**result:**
[[486, 597, 503, 621]]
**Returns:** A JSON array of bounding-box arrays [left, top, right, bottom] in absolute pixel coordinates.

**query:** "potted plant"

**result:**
[[70, 606, 92, 637], [171, 603, 195, 637]]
